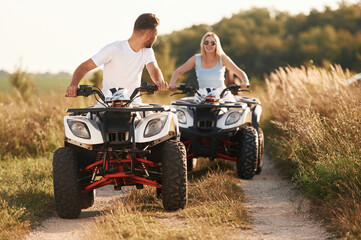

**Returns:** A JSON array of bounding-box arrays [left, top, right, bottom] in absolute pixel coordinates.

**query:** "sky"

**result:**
[[1, 0, 360, 74]]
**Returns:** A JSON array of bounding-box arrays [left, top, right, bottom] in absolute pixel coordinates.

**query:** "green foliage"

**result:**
[[153, 3, 361, 84]]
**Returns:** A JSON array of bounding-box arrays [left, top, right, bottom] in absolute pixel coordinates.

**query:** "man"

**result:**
[[66, 13, 168, 101]]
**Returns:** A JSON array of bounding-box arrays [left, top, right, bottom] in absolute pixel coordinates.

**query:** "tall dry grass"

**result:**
[[0, 91, 96, 159], [0, 90, 95, 239], [84, 163, 249, 240], [264, 64, 361, 238]]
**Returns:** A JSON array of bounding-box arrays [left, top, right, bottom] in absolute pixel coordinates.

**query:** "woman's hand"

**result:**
[[170, 82, 178, 91], [240, 82, 248, 89]]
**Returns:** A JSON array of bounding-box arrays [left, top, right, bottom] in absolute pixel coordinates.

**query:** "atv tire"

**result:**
[[236, 126, 258, 179], [161, 139, 187, 211], [256, 128, 264, 174], [80, 190, 94, 209], [53, 147, 81, 219]]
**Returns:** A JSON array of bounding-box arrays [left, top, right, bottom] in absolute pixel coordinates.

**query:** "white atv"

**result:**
[[53, 84, 187, 219], [171, 83, 264, 179]]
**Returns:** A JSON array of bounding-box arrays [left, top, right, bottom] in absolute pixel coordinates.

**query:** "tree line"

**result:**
[[147, 2, 361, 85]]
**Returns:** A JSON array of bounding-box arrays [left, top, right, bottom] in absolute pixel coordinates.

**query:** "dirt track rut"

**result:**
[[235, 155, 332, 239]]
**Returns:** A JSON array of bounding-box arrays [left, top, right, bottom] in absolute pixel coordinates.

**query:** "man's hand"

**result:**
[[66, 85, 78, 97], [155, 80, 169, 91], [66, 59, 97, 97]]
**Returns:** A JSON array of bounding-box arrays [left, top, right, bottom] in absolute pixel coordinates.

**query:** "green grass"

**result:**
[[0, 155, 54, 240], [0, 74, 71, 93]]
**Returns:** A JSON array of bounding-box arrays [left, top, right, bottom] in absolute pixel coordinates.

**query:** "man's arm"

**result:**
[[146, 61, 168, 91], [66, 59, 97, 97]]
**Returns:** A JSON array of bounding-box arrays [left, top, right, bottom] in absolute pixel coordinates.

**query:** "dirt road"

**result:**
[[24, 186, 125, 240], [235, 155, 332, 239], [25, 155, 332, 240]]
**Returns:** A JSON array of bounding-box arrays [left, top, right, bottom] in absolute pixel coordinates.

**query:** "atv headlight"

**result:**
[[225, 112, 241, 125], [67, 120, 91, 139], [144, 116, 168, 138], [176, 110, 187, 124]]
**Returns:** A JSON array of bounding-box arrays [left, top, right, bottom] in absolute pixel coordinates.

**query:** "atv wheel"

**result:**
[[256, 128, 264, 174], [236, 126, 259, 179], [80, 190, 94, 209], [53, 147, 81, 219], [161, 139, 187, 211]]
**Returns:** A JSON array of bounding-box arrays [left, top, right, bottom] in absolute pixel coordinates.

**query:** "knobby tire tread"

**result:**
[[161, 139, 187, 211], [256, 127, 264, 174], [237, 126, 259, 179], [53, 147, 81, 219]]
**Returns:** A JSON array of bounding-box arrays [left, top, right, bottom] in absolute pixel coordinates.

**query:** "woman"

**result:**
[[169, 32, 249, 101]]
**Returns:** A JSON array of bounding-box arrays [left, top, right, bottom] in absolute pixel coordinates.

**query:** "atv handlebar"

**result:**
[[220, 84, 251, 98], [128, 83, 158, 101], [171, 83, 251, 98], [171, 83, 201, 97], [76, 85, 106, 102], [75, 83, 158, 106]]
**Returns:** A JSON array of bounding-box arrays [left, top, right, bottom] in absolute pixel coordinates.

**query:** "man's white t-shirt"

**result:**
[[91, 40, 156, 99]]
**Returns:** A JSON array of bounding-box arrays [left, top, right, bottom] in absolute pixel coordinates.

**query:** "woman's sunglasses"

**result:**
[[204, 40, 216, 46]]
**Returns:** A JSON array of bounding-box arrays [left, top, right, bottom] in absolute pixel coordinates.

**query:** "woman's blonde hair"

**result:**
[[200, 32, 224, 62]]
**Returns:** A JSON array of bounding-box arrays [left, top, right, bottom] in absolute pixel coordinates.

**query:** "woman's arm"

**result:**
[[222, 54, 249, 88], [169, 56, 196, 91]]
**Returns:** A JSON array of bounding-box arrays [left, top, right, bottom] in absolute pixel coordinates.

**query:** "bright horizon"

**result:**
[[1, 0, 359, 74]]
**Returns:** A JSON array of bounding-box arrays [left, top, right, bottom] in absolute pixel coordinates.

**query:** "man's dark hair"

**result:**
[[134, 13, 159, 31]]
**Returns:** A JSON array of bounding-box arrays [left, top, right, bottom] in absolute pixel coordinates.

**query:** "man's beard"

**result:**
[[145, 40, 153, 48], [145, 37, 155, 48]]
